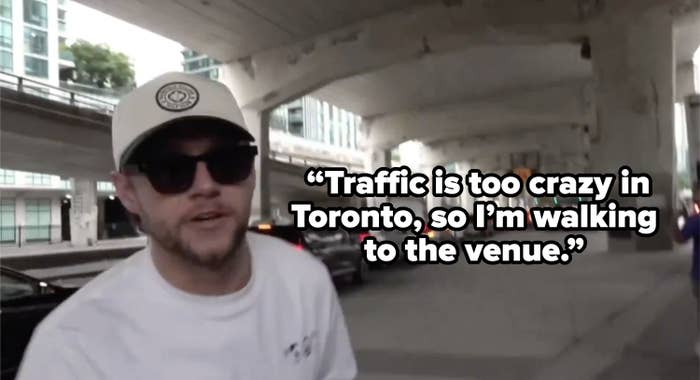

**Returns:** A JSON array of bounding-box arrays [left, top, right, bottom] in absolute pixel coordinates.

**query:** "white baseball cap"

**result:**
[[111, 72, 254, 169]]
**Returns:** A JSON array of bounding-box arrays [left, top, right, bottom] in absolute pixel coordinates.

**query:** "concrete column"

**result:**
[[364, 148, 391, 208], [686, 94, 700, 182], [97, 197, 106, 240], [590, 8, 675, 251], [70, 178, 98, 246], [457, 162, 475, 212], [241, 109, 272, 224], [50, 197, 61, 243]]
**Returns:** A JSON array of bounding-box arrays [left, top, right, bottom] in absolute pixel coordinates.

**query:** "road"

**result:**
[[20, 231, 699, 379]]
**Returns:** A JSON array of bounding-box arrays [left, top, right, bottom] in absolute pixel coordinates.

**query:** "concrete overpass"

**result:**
[[0, 74, 354, 240], [71, 0, 700, 251]]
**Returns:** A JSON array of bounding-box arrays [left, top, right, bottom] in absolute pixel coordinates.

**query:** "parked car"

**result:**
[[249, 224, 369, 284], [1, 267, 78, 380]]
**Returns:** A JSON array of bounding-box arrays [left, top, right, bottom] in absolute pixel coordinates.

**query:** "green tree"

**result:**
[[68, 40, 135, 89]]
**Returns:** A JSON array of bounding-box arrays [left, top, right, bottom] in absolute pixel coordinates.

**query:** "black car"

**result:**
[[249, 224, 369, 284], [1, 267, 77, 380]]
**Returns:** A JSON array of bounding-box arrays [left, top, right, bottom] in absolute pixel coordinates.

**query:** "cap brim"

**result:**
[[119, 115, 255, 169]]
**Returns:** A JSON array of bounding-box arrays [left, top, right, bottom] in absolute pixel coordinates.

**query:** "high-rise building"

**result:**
[[181, 49, 221, 81], [269, 96, 362, 151], [181, 48, 364, 155], [0, 1, 129, 246], [0, 0, 73, 85]]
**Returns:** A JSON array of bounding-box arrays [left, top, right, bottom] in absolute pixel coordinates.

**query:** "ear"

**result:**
[[111, 171, 143, 216]]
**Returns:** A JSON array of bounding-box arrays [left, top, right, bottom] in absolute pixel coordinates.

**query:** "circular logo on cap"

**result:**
[[155, 82, 199, 112]]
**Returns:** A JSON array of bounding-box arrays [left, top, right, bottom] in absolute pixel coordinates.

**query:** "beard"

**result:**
[[142, 213, 248, 271]]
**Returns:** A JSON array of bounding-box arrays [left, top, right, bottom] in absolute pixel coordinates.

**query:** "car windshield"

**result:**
[[1, 272, 37, 301], [250, 225, 303, 246], [303, 230, 347, 248]]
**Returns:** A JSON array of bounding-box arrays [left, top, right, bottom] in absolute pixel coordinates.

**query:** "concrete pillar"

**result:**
[[97, 197, 106, 240], [364, 148, 391, 208], [241, 109, 272, 224], [590, 8, 675, 251], [50, 197, 61, 243], [457, 162, 475, 212], [70, 178, 98, 246], [686, 94, 700, 182]]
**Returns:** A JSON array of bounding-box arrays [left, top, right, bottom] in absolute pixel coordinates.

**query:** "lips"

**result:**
[[191, 211, 226, 222]]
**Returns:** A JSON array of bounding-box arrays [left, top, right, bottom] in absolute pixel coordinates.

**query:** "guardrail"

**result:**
[[0, 71, 117, 115], [269, 150, 364, 172], [0, 225, 63, 247]]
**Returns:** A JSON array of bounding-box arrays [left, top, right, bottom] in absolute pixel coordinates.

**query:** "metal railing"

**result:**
[[269, 150, 364, 172], [0, 225, 63, 247], [0, 71, 117, 115]]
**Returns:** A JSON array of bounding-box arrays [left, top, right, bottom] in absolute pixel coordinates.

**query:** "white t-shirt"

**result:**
[[16, 232, 357, 380]]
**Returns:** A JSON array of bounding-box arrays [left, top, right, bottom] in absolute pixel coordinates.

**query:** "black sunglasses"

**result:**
[[125, 144, 258, 194]]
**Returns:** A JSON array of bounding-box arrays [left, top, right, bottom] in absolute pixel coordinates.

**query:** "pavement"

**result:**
[[339, 230, 699, 380], [2, 230, 698, 379]]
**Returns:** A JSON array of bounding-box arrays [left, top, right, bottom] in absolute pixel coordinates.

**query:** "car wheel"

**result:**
[[352, 259, 369, 284]]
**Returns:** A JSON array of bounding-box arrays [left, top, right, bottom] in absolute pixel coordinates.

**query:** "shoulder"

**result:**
[[247, 231, 332, 287], [34, 249, 149, 335]]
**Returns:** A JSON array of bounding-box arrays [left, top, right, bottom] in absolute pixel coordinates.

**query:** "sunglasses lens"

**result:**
[[206, 148, 255, 184], [142, 155, 196, 194]]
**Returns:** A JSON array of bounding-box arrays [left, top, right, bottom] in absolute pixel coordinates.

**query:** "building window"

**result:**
[[24, 55, 48, 78], [0, 169, 15, 184], [182, 49, 199, 60], [184, 57, 213, 72], [0, 198, 15, 243], [24, 199, 51, 242], [288, 107, 304, 137], [97, 181, 115, 192], [0, 0, 11, 19], [59, 36, 72, 61], [57, 8, 66, 33], [24, 27, 47, 56], [0, 20, 11, 48], [0, 50, 11, 72], [23, 0, 47, 28], [25, 173, 51, 185]]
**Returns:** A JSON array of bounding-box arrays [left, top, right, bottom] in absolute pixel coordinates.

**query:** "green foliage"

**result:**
[[68, 40, 135, 89]]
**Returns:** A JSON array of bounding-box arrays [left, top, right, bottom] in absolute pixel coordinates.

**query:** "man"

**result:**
[[17, 72, 358, 379], [672, 183, 700, 356]]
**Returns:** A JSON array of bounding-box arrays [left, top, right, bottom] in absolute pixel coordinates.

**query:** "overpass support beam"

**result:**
[[589, 8, 676, 251], [686, 94, 700, 182], [364, 148, 391, 208], [241, 109, 272, 224], [69, 179, 98, 247]]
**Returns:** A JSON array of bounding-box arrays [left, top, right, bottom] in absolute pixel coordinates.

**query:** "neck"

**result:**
[[149, 239, 252, 296]]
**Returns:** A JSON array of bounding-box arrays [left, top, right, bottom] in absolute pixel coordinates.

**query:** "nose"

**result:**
[[189, 161, 219, 197]]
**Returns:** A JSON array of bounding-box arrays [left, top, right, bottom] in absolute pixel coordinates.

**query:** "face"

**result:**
[[113, 135, 256, 269]]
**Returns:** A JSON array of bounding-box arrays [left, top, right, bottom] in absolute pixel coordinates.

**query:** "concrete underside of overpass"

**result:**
[[74, 0, 699, 155], [22, 0, 700, 248], [0, 88, 333, 210]]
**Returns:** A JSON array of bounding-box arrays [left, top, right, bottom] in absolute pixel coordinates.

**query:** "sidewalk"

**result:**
[[595, 288, 699, 380], [0, 236, 147, 258], [344, 231, 697, 380]]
